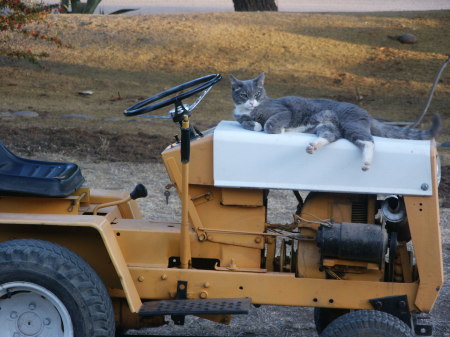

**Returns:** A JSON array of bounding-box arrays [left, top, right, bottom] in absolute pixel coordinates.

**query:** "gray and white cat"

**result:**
[[231, 73, 441, 171]]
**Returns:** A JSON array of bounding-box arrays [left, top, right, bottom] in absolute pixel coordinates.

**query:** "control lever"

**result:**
[[93, 184, 147, 215], [130, 184, 148, 200]]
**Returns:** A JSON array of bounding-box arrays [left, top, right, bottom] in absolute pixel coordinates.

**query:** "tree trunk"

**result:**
[[233, 0, 278, 11]]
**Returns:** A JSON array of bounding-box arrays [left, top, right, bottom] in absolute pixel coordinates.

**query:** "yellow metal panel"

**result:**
[[88, 189, 130, 203], [0, 213, 142, 313], [0, 223, 122, 290], [297, 193, 332, 279], [221, 188, 263, 207], [163, 155, 264, 268], [112, 219, 263, 269], [165, 158, 204, 229], [89, 189, 143, 219], [404, 142, 443, 312], [194, 186, 266, 233], [0, 195, 80, 214], [128, 267, 418, 310], [162, 133, 214, 186], [112, 220, 182, 267], [0, 188, 92, 215]]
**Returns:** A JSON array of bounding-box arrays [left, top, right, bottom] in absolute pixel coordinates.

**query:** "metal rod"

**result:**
[[93, 196, 131, 215], [410, 55, 450, 128], [198, 227, 278, 237], [180, 114, 192, 269]]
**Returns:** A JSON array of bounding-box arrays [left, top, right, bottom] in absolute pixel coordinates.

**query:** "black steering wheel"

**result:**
[[124, 74, 222, 118]]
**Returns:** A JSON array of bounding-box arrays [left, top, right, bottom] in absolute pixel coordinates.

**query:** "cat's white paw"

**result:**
[[362, 162, 371, 171], [306, 143, 317, 154], [253, 122, 263, 132], [307, 137, 329, 154]]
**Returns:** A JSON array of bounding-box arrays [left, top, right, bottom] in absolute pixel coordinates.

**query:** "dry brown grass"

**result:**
[[0, 11, 449, 148]]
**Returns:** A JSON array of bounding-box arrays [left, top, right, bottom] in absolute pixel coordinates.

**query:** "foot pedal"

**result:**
[[139, 297, 251, 316]]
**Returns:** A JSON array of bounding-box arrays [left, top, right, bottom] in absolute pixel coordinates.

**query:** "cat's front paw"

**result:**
[[253, 122, 263, 132], [306, 143, 317, 154], [242, 121, 263, 132]]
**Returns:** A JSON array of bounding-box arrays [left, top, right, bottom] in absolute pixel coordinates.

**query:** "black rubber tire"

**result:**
[[314, 307, 350, 334], [0, 239, 115, 337], [320, 310, 414, 337]]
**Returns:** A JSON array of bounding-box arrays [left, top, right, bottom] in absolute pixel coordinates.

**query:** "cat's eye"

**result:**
[[255, 90, 262, 98], [240, 93, 247, 98]]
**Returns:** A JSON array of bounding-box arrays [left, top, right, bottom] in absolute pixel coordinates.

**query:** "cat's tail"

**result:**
[[370, 114, 442, 140]]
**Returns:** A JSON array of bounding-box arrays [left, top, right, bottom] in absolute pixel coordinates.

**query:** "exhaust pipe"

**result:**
[[381, 195, 411, 242], [381, 195, 406, 223]]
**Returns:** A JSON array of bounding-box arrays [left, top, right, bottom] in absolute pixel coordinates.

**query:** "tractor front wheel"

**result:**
[[0, 239, 115, 337], [319, 310, 414, 337], [314, 307, 349, 334]]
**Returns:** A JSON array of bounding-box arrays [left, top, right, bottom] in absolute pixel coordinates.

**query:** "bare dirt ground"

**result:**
[[1, 10, 449, 336]]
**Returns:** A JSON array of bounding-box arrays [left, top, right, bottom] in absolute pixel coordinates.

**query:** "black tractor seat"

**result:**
[[0, 142, 85, 197]]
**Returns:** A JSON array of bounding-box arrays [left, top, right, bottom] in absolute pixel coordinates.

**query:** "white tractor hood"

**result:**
[[213, 120, 433, 196]]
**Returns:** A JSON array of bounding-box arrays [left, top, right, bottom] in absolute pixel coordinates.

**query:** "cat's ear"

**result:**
[[230, 75, 242, 90], [255, 73, 265, 87]]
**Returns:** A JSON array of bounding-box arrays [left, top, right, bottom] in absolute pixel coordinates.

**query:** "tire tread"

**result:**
[[320, 310, 414, 337], [0, 239, 115, 337]]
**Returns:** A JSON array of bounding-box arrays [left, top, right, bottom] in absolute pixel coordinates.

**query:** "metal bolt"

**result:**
[[10, 311, 18, 319], [43, 318, 51, 326], [137, 276, 145, 282], [161, 274, 168, 280], [199, 291, 208, 299], [203, 282, 210, 288], [421, 183, 429, 191], [374, 301, 383, 310], [28, 302, 36, 310], [254, 237, 261, 244], [399, 301, 406, 308]]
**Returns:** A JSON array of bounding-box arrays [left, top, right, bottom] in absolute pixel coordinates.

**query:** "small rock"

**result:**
[[13, 110, 39, 117], [0, 8, 12, 15], [78, 90, 94, 96], [388, 33, 417, 44], [60, 114, 95, 120], [0, 112, 12, 117]]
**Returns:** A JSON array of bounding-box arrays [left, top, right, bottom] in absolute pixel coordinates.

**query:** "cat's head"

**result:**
[[230, 73, 266, 110]]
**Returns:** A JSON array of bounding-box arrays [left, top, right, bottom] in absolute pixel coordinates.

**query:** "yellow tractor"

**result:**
[[0, 74, 443, 337]]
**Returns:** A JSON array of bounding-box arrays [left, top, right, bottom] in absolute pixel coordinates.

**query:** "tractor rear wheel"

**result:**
[[319, 310, 414, 337], [0, 239, 115, 337], [314, 307, 349, 334]]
